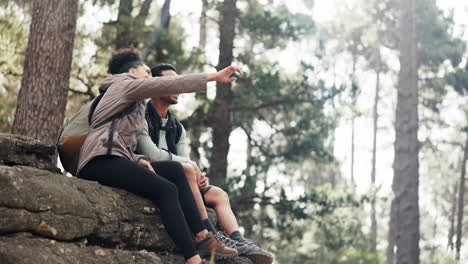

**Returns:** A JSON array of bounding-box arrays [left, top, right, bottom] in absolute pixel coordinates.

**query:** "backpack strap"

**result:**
[[93, 102, 137, 129], [88, 94, 104, 125], [91, 101, 138, 155]]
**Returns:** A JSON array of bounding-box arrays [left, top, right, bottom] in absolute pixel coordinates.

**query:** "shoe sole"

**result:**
[[243, 252, 273, 264]]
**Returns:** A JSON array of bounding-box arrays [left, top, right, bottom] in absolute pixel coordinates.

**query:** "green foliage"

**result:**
[[242, 70, 336, 162], [3, 0, 466, 262], [0, 6, 29, 132], [370, 0, 466, 112], [416, 0, 466, 71], [144, 29, 205, 73], [239, 1, 314, 49], [268, 185, 383, 264], [446, 62, 468, 96], [67, 0, 205, 114]]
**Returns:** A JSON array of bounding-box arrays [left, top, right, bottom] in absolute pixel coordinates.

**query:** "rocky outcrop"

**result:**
[[0, 133, 251, 264], [0, 233, 163, 264], [0, 133, 58, 173]]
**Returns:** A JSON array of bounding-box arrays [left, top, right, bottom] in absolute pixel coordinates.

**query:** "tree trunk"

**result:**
[[159, 0, 171, 29], [142, 0, 171, 58], [448, 180, 458, 250], [115, 0, 134, 49], [371, 69, 381, 252], [209, 0, 237, 187], [181, 108, 207, 166], [350, 58, 357, 185], [189, 127, 202, 165], [351, 115, 355, 184], [392, 0, 420, 263], [12, 0, 78, 145], [455, 128, 468, 260], [387, 199, 396, 264], [199, 0, 208, 51], [258, 170, 269, 244], [430, 218, 438, 264], [137, 0, 153, 19]]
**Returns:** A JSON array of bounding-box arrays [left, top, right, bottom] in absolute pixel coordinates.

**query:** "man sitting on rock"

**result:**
[[136, 63, 273, 264]]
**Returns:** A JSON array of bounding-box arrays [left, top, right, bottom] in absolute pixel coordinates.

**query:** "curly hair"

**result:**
[[107, 48, 143, 74]]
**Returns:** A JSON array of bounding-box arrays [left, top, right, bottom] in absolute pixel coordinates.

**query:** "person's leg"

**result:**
[[79, 156, 202, 262], [150, 161, 238, 258], [203, 186, 240, 235], [151, 161, 208, 234], [203, 186, 274, 263], [188, 166, 219, 234], [181, 163, 209, 220]]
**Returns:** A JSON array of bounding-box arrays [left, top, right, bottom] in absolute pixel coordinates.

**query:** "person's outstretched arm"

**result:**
[[122, 66, 243, 101]]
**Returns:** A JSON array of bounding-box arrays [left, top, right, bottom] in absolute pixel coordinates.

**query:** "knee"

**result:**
[[220, 190, 230, 204], [182, 164, 197, 183], [213, 188, 230, 205]]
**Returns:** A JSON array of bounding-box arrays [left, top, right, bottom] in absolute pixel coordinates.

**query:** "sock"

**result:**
[[202, 219, 217, 233], [230, 231, 244, 241]]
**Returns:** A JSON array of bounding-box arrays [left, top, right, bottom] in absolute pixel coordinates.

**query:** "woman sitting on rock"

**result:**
[[77, 48, 242, 264]]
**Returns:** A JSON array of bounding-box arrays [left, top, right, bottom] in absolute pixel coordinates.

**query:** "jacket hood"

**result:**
[[98, 73, 137, 94]]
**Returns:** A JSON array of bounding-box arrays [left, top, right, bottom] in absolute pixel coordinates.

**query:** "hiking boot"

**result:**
[[196, 232, 238, 258], [233, 238, 273, 264], [215, 231, 251, 254]]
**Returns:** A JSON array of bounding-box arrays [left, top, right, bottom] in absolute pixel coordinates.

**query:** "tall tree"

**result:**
[[391, 0, 420, 262], [209, 0, 237, 186], [12, 0, 78, 145], [112, 0, 154, 50], [387, 200, 396, 264], [199, 0, 208, 52], [448, 180, 458, 251], [115, 0, 133, 49], [365, 2, 390, 251], [370, 66, 381, 252], [455, 126, 468, 260], [142, 0, 172, 59]]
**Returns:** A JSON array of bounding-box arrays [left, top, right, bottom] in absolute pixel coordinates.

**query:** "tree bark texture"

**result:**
[[12, 0, 78, 145], [392, 0, 420, 263], [209, 0, 237, 186], [371, 70, 381, 252], [455, 129, 468, 260]]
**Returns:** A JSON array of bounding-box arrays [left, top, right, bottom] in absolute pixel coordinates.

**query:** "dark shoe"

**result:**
[[233, 238, 273, 264], [196, 232, 238, 258], [216, 231, 251, 254]]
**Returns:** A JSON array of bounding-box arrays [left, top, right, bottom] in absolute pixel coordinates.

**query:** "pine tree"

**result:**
[[12, 0, 78, 145]]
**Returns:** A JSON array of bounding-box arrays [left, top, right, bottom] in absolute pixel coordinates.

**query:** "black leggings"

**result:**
[[78, 155, 205, 259]]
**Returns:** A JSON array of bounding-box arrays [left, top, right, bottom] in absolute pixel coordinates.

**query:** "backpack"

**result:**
[[56, 94, 136, 175]]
